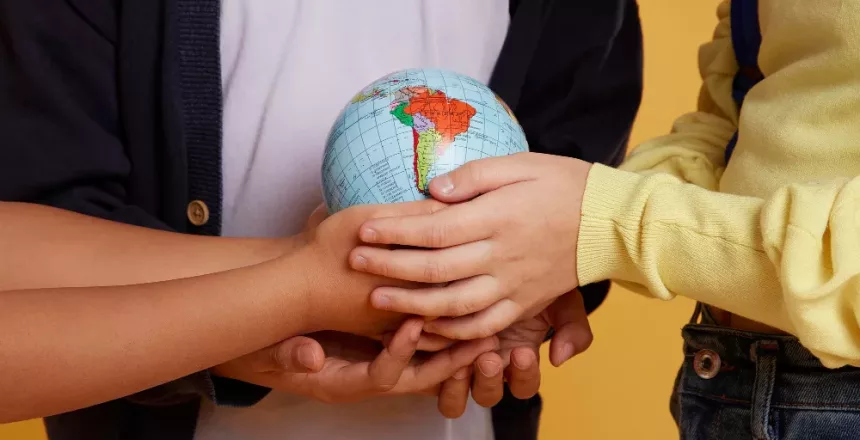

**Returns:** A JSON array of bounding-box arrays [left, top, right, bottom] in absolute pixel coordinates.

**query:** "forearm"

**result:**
[[0, 256, 312, 423], [578, 165, 860, 368], [0, 202, 313, 420], [578, 165, 779, 316], [0, 202, 288, 291]]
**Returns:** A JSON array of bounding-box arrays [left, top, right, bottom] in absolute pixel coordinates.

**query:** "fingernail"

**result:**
[[361, 228, 378, 242], [372, 292, 391, 309], [560, 342, 576, 364], [434, 175, 454, 195], [478, 359, 501, 377], [352, 255, 367, 270], [512, 350, 533, 370], [453, 367, 470, 380], [297, 344, 319, 369]]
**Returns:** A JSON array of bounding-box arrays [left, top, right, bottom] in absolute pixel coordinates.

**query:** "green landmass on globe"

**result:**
[[322, 68, 528, 214], [388, 87, 477, 194]]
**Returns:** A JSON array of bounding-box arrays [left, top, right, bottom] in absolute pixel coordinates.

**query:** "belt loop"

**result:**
[[689, 302, 704, 324], [751, 340, 779, 440]]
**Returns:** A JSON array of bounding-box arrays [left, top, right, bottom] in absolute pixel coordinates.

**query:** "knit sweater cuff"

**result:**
[[577, 164, 647, 287]]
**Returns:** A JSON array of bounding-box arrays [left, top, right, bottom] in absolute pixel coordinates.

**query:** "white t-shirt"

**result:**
[[194, 1, 509, 439]]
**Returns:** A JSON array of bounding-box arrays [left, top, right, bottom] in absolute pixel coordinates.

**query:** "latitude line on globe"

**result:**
[[350, 73, 423, 205], [380, 70, 423, 203], [490, 84, 504, 157], [420, 69, 435, 192], [333, 110, 359, 212], [339, 105, 368, 210], [370, 92, 406, 205], [350, 75, 423, 203], [327, 109, 351, 212], [336, 109, 360, 212], [334, 105, 395, 208], [398, 71, 424, 202], [376, 75, 423, 203], [354, 97, 383, 205], [335, 110, 363, 209], [477, 76, 489, 161], [438, 71, 461, 176], [341, 103, 377, 208]]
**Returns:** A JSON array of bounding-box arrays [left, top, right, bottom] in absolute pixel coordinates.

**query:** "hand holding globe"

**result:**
[[321, 68, 528, 214], [335, 71, 595, 393]]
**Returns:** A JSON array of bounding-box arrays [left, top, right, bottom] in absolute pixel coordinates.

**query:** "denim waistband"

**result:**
[[680, 309, 860, 410]]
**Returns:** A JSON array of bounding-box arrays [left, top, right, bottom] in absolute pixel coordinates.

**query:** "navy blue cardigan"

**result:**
[[0, 0, 643, 438]]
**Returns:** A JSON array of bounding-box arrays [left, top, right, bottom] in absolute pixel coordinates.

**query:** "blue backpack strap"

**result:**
[[724, 0, 763, 164]]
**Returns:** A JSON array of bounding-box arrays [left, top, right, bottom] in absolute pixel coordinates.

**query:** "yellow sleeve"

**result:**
[[577, 167, 860, 369], [618, 0, 736, 192]]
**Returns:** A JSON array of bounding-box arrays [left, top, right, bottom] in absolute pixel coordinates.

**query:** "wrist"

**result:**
[[275, 233, 321, 335], [243, 237, 296, 265], [576, 164, 643, 286]]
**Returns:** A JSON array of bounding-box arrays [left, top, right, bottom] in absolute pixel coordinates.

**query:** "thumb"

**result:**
[[428, 153, 536, 203], [547, 290, 593, 367], [249, 336, 326, 374]]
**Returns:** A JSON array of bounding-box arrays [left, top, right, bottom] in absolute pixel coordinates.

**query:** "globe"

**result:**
[[321, 68, 529, 213]]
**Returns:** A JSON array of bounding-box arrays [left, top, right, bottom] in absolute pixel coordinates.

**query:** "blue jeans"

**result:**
[[670, 305, 860, 439]]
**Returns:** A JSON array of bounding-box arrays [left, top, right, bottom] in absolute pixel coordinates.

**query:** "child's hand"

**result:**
[[211, 319, 499, 408], [349, 153, 591, 340], [292, 199, 448, 338], [440, 290, 593, 417]]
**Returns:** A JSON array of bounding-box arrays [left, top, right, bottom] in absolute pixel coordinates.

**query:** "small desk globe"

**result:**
[[321, 68, 529, 214]]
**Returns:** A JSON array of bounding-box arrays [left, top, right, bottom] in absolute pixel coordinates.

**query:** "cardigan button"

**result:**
[[187, 200, 210, 226]]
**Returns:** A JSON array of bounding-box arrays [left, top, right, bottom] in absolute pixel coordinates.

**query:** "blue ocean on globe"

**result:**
[[321, 68, 529, 213]]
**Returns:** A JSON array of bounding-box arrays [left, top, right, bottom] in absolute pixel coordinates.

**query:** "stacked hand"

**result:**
[[344, 152, 595, 415], [290, 199, 445, 338], [216, 153, 595, 417], [211, 318, 499, 407], [438, 289, 594, 417], [211, 290, 592, 417], [210, 201, 499, 413], [350, 153, 593, 340]]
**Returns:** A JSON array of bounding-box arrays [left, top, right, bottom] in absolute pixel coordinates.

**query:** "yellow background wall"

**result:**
[[0, 0, 719, 438]]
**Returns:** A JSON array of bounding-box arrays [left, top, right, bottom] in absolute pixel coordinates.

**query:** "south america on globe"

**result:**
[[321, 68, 528, 213]]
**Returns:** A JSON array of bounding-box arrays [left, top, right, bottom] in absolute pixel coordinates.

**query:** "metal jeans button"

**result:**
[[693, 349, 721, 379]]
